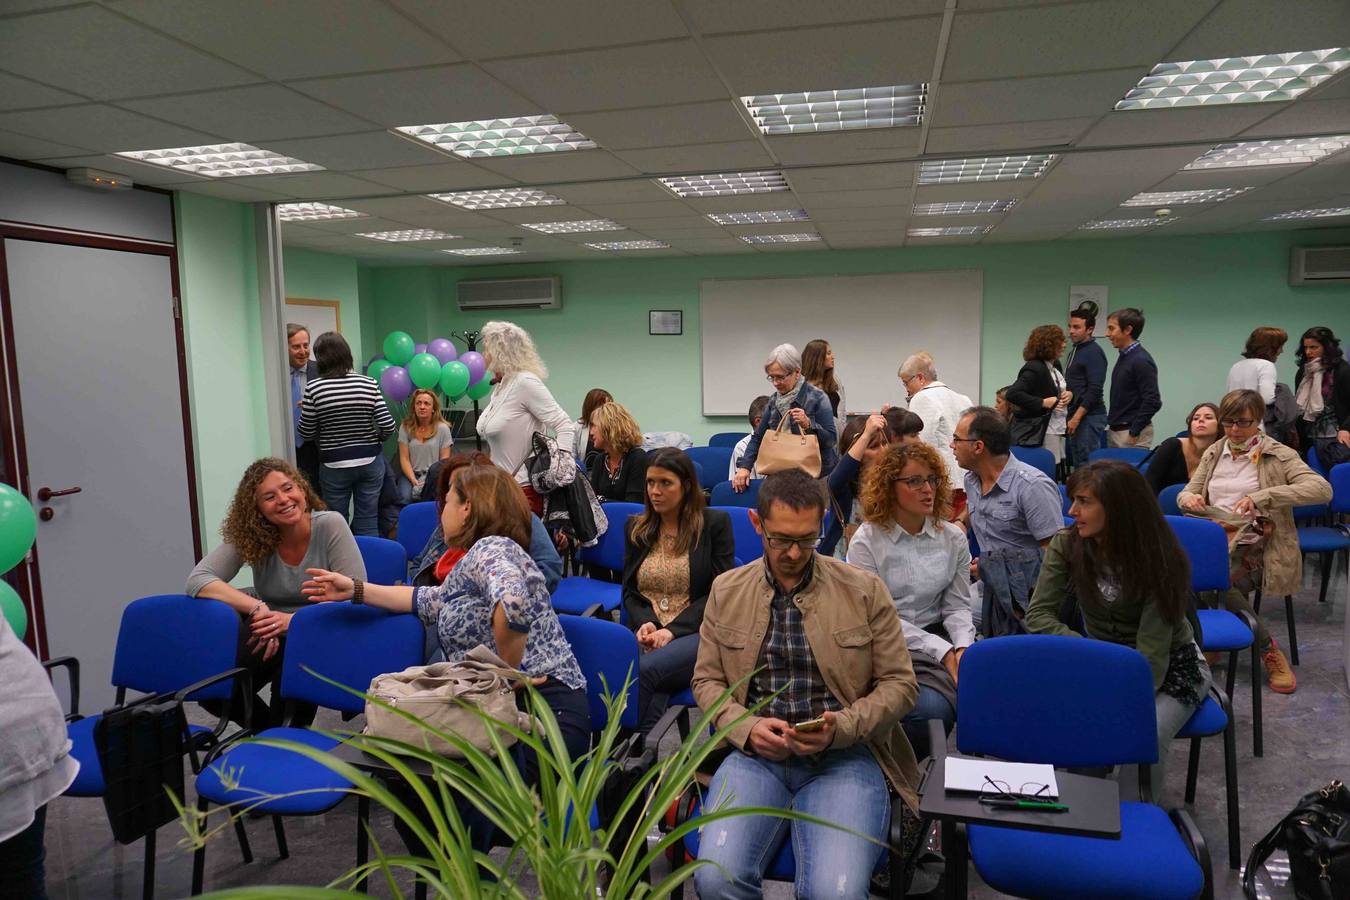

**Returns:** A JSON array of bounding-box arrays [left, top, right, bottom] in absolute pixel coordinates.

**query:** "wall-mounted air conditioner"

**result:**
[[1291, 246, 1350, 285], [456, 276, 561, 311]]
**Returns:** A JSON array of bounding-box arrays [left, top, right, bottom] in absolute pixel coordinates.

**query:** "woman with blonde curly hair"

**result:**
[[586, 401, 648, 503], [185, 457, 365, 728], [846, 442, 975, 754], [1007, 323, 1072, 463]]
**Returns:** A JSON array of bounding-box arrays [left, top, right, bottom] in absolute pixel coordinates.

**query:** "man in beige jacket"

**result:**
[[691, 469, 922, 900]]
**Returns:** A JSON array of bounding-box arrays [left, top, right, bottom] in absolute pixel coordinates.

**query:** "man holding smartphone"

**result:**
[[691, 470, 923, 899]]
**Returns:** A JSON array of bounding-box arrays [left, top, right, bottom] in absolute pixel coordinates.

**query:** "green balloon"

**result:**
[[0, 580, 26, 641], [467, 372, 494, 401], [0, 483, 36, 573], [439, 360, 470, 397], [383, 331, 416, 367], [367, 359, 393, 383], [407, 352, 442, 389]]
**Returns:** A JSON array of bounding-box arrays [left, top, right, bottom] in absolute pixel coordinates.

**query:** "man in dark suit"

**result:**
[[287, 323, 321, 489]]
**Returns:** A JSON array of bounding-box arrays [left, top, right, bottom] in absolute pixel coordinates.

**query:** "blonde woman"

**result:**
[[587, 401, 648, 503], [397, 388, 453, 504], [476, 321, 578, 515]]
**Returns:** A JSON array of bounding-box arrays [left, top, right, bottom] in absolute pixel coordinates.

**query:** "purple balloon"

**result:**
[[413, 342, 428, 356], [427, 337, 458, 365], [461, 351, 487, 385], [379, 365, 413, 402]]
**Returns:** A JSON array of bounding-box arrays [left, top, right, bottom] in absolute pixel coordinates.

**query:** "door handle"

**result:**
[[37, 486, 82, 502]]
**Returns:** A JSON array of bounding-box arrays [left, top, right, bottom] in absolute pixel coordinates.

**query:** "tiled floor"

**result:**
[[42, 562, 1350, 899]]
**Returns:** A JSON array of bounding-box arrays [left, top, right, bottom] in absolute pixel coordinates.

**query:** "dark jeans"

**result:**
[[1068, 412, 1107, 468], [296, 441, 321, 493], [320, 457, 384, 536], [0, 805, 48, 900], [201, 614, 317, 732], [638, 633, 699, 737]]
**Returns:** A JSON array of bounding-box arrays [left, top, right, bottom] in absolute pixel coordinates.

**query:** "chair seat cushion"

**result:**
[[1298, 526, 1350, 554], [66, 715, 213, 797], [968, 801, 1204, 900], [1196, 610, 1251, 652], [1177, 696, 1227, 739], [671, 687, 695, 707], [550, 577, 621, 615], [195, 727, 350, 814]]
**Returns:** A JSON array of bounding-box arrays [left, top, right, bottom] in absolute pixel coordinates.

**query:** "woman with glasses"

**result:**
[[1143, 402, 1221, 495], [847, 442, 974, 756], [1179, 389, 1331, 694], [732, 343, 838, 491]]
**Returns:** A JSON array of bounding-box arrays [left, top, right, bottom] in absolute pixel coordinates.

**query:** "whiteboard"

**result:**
[[700, 271, 982, 416]]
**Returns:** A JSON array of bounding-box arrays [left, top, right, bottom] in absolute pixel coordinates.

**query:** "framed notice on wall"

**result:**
[[649, 309, 682, 335]]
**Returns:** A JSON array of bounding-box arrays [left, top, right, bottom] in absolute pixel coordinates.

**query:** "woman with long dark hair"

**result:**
[[1144, 402, 1221, 494], [802, 339, 845, 437], [1294, 326, 1350, 467], [1025, 460, 1209, 798]]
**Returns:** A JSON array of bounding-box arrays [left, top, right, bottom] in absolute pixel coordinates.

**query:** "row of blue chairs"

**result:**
[[1012, 445, 1151, 481]]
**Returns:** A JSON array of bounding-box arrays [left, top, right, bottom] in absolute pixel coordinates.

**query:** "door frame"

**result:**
[[0, 218, 203, 658]]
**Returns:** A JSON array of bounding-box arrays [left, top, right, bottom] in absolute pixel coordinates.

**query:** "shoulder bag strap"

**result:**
[[1243, 814, 1292, 899]]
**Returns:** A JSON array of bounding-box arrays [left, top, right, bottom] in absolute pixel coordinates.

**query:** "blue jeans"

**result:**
[[320, 457, 384, 536], [1068, 412, 1107, 467], [694, 745, 889, 900], [638, 633, 699, 737], [901, 685, 956, 760], [394, 472, 417, 507]]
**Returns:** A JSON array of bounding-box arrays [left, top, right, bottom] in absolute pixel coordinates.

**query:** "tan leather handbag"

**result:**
[[755, 412, 822, 478]]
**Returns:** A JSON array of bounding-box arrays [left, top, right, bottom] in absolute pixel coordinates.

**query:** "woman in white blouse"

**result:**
[[847, 441, 975, 750], [476, 321, 578, 516], [1226, 326, 1286, 405]]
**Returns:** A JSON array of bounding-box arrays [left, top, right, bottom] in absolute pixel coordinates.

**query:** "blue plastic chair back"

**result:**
[[1330, 463, 1350, 515], [356, 535, 409, 585], [557, 614, 640, 731], [110, 595, 240, 701], [1009, 446, 1055, 479], [1307, 446, 1326, 476], [710, 479, 761, 508], [715, 506, 764, 563], [578, 502, 643, 572], [709, 432, 749, 449], [1165, 515, 1230, 592], [1057, 484, 1072, 516], [686, 446, 733, 484], [1089, 447, 1150, 468], [958, 635, 1158, 767], [1157, 483, 1184, 516], [281, 604, 424, 714], [397, 501, 439, 561], [690, 459, 705, 489]]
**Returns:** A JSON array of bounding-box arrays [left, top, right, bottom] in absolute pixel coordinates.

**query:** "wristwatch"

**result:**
[[351, 578, 365, 605]]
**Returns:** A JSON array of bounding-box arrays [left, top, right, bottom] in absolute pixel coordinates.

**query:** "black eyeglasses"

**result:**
[[895, 475, 941, 490], [951, 436, 981, 443], [979, 776, 1051, 802], [1221, 419, 1257, 428], [764, 534, 818, 551]]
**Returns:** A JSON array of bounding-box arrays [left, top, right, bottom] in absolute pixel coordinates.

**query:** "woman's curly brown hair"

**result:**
[[1022, 324, 1065, 362], [859, 442, 951, 525], [220, 457, 326, 565]]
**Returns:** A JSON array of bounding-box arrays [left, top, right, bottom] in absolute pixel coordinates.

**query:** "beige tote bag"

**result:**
[[755, 412, 822, 478]]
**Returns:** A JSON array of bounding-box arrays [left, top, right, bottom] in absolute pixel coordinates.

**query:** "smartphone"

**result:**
[[792, 716, 827, 733]]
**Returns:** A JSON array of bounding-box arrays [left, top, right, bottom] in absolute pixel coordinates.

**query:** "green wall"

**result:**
[[283, 246, 363, 364], [358, 228, 1350, 444]]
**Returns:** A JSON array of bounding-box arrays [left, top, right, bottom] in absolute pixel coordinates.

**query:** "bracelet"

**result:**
[[247, 600, 264, 620], [352, 578, 365, 605]]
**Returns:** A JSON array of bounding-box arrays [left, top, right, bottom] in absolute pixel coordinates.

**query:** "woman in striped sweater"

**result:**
[[297, 331, 396, 536]]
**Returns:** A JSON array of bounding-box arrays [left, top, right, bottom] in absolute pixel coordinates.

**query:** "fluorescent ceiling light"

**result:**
[[115, 142, 322, 177], [1184, 135, 1350, 169], [1116, 48, 1350, 110], [585, 240, 670, 250], [521, 219, 625, 234], [1266, 207, 1350, 220], [276, 202, 366, 222], [659, 171, 789, 197], [1121, 188, 1252, 206], [706, 209, 809, 225], [442, 247, 522, 256], [907, 225, 991, 237], [741, 84, 926, 134], [918, 154, 1057, 185], [739, 232, 822, 244], [395, 115, 595, 157], [429, 188, 566, 210], [912, 200, 1018, 216], [357, 230, 460, 242], [1079, 218, 1173, 230]]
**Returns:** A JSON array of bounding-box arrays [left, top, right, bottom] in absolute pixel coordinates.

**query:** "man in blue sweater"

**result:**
[[1106, 307, 1162, 448], [1065, 304, 1107, 466]]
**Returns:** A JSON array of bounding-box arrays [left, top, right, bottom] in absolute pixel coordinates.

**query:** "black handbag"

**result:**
[[1244, 779, 1350, 900], [93, 693, 187, 844], [1010, 413, 1051, 448]]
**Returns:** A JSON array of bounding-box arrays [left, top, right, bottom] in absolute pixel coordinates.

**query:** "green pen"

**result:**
[[979, 798, 1069, 812]]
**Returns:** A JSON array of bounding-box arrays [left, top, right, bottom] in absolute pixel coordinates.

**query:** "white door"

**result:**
[[3, 238, 198, 711]]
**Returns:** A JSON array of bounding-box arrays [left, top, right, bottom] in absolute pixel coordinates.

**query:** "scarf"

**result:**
[[772, 376, 805, 421], [1225, 432, 1262, 465], [1296, 358, 1325, 421], [434, 547, 467, 583]]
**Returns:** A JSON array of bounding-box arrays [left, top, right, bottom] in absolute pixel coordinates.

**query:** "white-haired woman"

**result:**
[[731, 343, 838, 491], [477, 321, 578, 515]]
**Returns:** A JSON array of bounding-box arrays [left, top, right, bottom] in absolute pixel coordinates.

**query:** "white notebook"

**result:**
[[944, 756, 1060, 800]]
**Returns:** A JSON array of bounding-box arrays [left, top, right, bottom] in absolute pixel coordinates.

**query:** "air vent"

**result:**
[[1291, 245, 1350, 285], [456, 276, 561, 311]]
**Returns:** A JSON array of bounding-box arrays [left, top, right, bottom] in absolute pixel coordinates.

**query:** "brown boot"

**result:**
[[1263, 641, 1297, 694]]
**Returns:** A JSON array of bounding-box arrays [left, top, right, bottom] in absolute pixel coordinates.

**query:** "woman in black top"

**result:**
[[803, 338, 846, 437], [1145, 402, 1220, 495], [585, 401, 648, 503], [622, 448, 734, 736], [1007, 324, 1072, 463], [1294, 327, 1350, 467]]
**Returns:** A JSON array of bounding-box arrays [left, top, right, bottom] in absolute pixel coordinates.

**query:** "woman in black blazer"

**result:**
[[1006, 324, 1072, 463], [621, 448, 735, 736]]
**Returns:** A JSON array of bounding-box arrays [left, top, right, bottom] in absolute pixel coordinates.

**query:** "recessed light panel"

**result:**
[[429, 188, 566, 210], [276, 202, 366, 222], [357, 230, 461, 242], [585, 240, 670, 250], [1184, 135, 1350, 169], [907, 225, 991, 237], [1116, 48, 1350, 110], [1121, 188, 1252, 206], [521, 219, 625, 234], [1266, 207, 1350, 220], [912, 200, 1018, 216], [395, 115, 596, 157], [741, 84, 927, 134], [659, 171, 789, 197], [739, 233, 822, 244], [115, 143, 322, 177], [706, 209, 809, 225], [917, 154, 1056, 185], [1079, 218, 1172, 230], [442, 247, 522, 256]]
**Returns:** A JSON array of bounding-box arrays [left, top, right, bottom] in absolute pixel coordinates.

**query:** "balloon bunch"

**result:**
[[0, 483, 35, 639], [366, 332, 494, 406]]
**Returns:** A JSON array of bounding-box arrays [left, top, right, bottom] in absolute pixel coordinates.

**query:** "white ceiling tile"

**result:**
[[567, 199, 695, 219], [292, 216, 404, 234], [0, 71, 85, 111], [1077, 105, 1275, 147], [262, 132, 450, 170], [0, 6, 259, 99], [168, 180, 293, 202], [351, 162, 513, 192], [1167, 0, 1350, 61], [481, 41, 728, 113], [467, 150, 641, 182], [475, 206, 596, 225], [113, 0, 459, 80], [823, 234, 906, 249], [612, 141, 775, 173], [564, 101, 753, 150], [810, 205, 910, 224], [786, 163, 916, 192], [236, 172, 390, 199], [681, 0, 942, 33], [930, 69, 1142, 127], [1241, 98, 1350, 138], [544, 180, 676, 204], [912, 179, 1043, 203], [925, 118, 1099, 154], [1022, 146, 1209, 208], [663, 238, 754, 254], [703, 19, 942, 95], [288, 65, 538, 128], [797, 188, 912, 209], [344, 196, 478, 220], [0, 131, 96, 160], [119, 85, 375, 142], [0, 104, 221, 152], [631, 224, 728, 239], [679, 193, 805, 213], [1146, 166, 1293, 190], [767, 128, 922, 165]]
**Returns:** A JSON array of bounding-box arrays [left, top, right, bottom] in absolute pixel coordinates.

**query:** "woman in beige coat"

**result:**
[[1179, 389, 1331, 694]]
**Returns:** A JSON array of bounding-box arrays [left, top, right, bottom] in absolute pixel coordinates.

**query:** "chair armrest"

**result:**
[[1169, 807, 1214, 900], [42, 656, 80, 720], [174, 667, 252, 773], [926, 718, 948, 762], [579, 602, 604, 619], [641, 702, 688, 756], [1232, 607, 1260, 644], [1207, 682, 1234, 718]]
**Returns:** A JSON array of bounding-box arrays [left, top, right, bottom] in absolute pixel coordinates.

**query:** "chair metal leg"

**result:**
[[1251, 642, 1264, 758], [1184, 738, 1201, 804], [1319, 552, 1334, 603], [1224, 650, 1238, 703], [942, 819, 968, 900], [232, 816, 253, 864], [357, 795, 370, 894], [1284, 595, 1299, 665], [1253, 588, 1262, 613], [272, 815, 288, 860], [192, 798, 209, 896], [142, 828, 156, 900], [1223, 711, 1241, 870]]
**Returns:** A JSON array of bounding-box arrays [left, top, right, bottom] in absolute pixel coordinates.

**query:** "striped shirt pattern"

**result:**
[[298, 373, 396, 463]]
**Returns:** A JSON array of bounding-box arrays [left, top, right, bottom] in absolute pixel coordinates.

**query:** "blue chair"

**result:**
[[1157, 483, 1184, 516], [708, 432, 748, 449], [1058, 483, 1072, 516], [715, 505, 764, 564], [1010, 445, 1055, 480], [1295, 462, 1350, 609], [355, 535, 408, 586], [551, 502, 643, 617], [954, 636, 1212, 900], [1177, 684, 1240, 870], [710, 479, 761, 508], [1090, 447, 1151, 468], [396, 501, 438, 562], [686, 446, 733, 486], [557, 612, 641, 733], [690, 459, 705, 489], [190, 603, 424, 895]]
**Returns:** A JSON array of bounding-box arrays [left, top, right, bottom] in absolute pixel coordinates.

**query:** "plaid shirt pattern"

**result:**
[[747, 559, 843, 724]]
